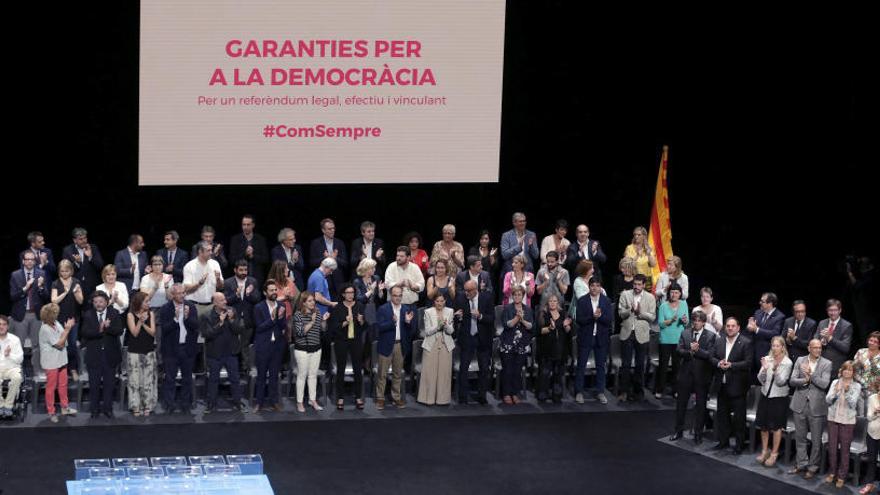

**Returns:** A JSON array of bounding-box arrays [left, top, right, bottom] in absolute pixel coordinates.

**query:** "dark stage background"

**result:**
[[1, 4, 872, 328]]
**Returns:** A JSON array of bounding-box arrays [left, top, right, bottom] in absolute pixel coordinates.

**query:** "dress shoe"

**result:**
[[376, 399, 385, 410], [271, 403, 283, 412], [252, 405, 262, 413], [394, 400, 406, 409], [711, 442, 730, 451], [803, 470, 815, 480], [787, 467, 804, 475], [596, 393, 608, 404], [103, 410, 114, 420], [693, 433, 703, 445], [575, 393, 584, 404], [669, 431, 683, 441]]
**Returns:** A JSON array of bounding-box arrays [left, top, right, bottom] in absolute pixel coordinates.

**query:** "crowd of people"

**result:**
[[1, 213, 877, 489]]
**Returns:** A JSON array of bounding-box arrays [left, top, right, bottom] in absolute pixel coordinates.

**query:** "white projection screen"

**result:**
[[139, 0, 506, 185]]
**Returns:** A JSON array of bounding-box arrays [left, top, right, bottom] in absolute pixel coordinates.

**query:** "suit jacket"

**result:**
[[253, 300, 288, 353], [62, 243, 104, 296], [79, 307, 125, 368], [815, 317, 853, 376], [113, 249, 149, 291], [565, 239, 607, 276], [749, 308, 786, 363], [229, 232, 269, 285], [159, 300, 201, 356], [350, 237, 386, 275], [757, 356, 793, 398], [308, 237, 348, 295], [784, 316, 817, 363], [500, 229, 539, 274], [20, 247, 56, 280], [617, 289, 657, 344], [575, 293, 613, 346], [677, 328, 717, 386], [710, 334, 753, 397], [199, 308, 244, 358], [156, 248, 189, 283], [271, 244, 305, 290], [376, 302, 415, 357], [8, 268, 49, 322], [422, 306, 455, 353], [452, 291, 495, 350], [789, 355, 832, 417], [223, 276, 261, 329], [327, 302, 367, 342], [454, 269, 494, 295]]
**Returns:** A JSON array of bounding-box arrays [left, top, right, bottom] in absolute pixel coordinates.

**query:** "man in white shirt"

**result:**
[[384, 246, 425, 306], [114, 234, 149, 294], [0, 315, 24, 417], [183, 242, 225, 318], [710, 317, 753, 455]]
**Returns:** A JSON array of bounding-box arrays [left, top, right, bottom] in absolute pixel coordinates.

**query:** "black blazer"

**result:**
[[308, 237, 348, 294], [156, 248, 189, 283], [565, 239, 607, 277], [229, 232, 269, 285], [271, 244, 305, 290], [452, 291, 495, 350], [710, 334, 753, 397], [784, 316, 817, 363], [350, 237, 386, 274], [190, 243, 229, 272], [223, 276, 262, 328], [199, 308, 244, 358], [62, 243, 104, 296], [79, 307, 125, 368], [159, 300, 201, 356], [454, 270, 494, 295], [749, 308, 786, 364], [327, 302, 368, 341], [677, 328, 717, 386]]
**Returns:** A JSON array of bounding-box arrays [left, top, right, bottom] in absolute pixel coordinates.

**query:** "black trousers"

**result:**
[[162, 345, 195, 408], [674, 375, 709, 433], [866, 436, 880, 484], [458, 335, 491, 402], [655, 343, 680, 394], [716, 384, 747, 447], [87, 353, 117, 413], [619, 335, 647, 398], [537, 357, 564, 401], [334, 337, 364, 400]]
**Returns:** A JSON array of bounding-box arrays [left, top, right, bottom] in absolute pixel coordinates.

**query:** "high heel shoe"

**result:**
[[763, 452, 778, 467], [310, 400, 324, 411], [337, 399, 344, 411], [755, 449, 769, 463]]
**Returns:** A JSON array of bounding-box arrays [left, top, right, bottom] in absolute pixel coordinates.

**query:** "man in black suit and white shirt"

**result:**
[[670, 311, 716, 444], [157, 230, 189, 283], [62, 227, 104, 297], [710, 317, 753, 455], [815, 298, 853, 379], [229, 214, 269, 287], [784, 300, 817, 363], [350, 221, 386, 277]]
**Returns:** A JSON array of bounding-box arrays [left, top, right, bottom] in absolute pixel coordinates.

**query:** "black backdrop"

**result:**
[[1, 3, 871, 324]]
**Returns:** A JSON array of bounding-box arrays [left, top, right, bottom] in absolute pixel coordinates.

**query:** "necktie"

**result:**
[[25, 272, 33, 310], [169, 250, 174, 265], [794, 320, 800, 333], [761, 312, 768, 325], [828, 321, 837, 336], [470, 299, 478, 336], [98, 311, 104, 324], [693, 331, 699, 342]]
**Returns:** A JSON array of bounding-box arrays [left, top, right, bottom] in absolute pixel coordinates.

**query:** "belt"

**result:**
[[193, 301, 212, 306]]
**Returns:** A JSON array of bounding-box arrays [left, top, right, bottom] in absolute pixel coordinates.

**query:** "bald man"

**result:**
[[200, 292, 247, 413]]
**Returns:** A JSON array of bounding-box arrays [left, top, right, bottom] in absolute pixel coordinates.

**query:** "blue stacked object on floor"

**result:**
[[66, 454, 271, 494]]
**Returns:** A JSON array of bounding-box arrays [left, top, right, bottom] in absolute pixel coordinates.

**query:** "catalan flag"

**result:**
[[648, 145, 673, 286]]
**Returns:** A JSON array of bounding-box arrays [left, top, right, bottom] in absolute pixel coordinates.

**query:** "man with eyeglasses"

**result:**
[[746, 292, 785, 379], [8, 251, 50, 348]]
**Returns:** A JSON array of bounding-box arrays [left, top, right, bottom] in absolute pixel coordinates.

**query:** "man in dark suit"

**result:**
[[114, 234, 149, 294], [252, 279, 288, 412], [350, 221, 386, 277], [229, 214, 269, 287], [309, 218, 348, 298], [574, 277, 614, 404], [21, 231, 56, 280], [8, 251, 50, 347], [159, 283, 200, 414], [670, 310, 717, 443], [200, 292, 247, 413], [711, 317, 754, 455], [784, 300, 817, 363], [271, 227, 305, 291], [565, 224, 607, 279], [453, 280, 495, 404], [62, 227, 104, 297], [746, 292, 785, 376], [79, 291, 124, 418], [815, 298, 853, 378], [375, 286, 415, 409], [455, 256, 494, 295], [190, 225, 228, 273], [157, 230, 189, 283], [224, 259, 261, 372]]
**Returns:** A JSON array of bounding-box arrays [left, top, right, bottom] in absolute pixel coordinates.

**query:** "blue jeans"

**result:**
[[575, 332, 609, 394], [207, 355, 242, 406]]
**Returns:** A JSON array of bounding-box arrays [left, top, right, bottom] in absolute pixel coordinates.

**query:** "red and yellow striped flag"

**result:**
[[648, 145, 673, 286]]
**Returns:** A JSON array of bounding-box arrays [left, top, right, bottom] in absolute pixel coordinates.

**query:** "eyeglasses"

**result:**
[[759, 299, 769, 304]]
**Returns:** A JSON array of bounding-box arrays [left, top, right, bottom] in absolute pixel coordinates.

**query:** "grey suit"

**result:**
[[815, 318, 853, 378], [789, 355, 832, 472]]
